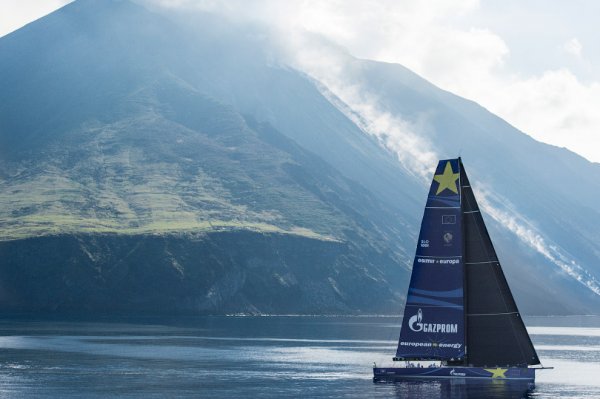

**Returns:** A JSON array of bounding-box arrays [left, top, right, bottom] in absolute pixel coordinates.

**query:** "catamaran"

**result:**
[[373, 158, 548, 384]]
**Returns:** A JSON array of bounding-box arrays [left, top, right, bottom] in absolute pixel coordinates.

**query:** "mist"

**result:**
[[132, 0, 600, 300]]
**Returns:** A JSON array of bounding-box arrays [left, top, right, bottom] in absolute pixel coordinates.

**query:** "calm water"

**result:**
[[0, 316, 599, 398]]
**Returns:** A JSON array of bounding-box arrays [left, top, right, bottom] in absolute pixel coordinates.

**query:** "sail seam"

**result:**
[[467, 312, 518, 316], [405, 305, 463, 309], [417, 255, 462, 258], [465, 261, 497, 265]]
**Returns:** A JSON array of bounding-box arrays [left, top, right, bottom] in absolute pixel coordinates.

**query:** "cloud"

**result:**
[[0, 0, 72, 37], [482, 69, 600, 162], [3, 0, 598, 296], [137, 0, 600, 295], [278, 32, 439, 181], [291, 34, 600, 297], [144, 0, 600, 162], [3, 1, 598, 160], [276, 27, 600, 297], [563, 37, 583, 58]]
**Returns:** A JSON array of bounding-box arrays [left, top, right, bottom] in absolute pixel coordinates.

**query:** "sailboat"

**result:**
[[373, 158, 547, 384]]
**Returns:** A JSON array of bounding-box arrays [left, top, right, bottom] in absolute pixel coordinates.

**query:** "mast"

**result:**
[[459, 159, 540, 367], [459, 158, 468, 365]]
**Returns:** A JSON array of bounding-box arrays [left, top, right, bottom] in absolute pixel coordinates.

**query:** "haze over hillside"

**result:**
[[1, 0, 599, 315]]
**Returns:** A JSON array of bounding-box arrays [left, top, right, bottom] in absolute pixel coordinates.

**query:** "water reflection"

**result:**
[[377, 379, 533, 399], [0, 317, 599, 398]]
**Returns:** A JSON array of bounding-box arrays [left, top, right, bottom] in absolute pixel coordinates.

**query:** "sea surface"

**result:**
[[0, 315, 599, 398]]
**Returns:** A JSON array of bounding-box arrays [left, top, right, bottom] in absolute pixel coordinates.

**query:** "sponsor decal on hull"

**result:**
[[373, 367, 535, 381]]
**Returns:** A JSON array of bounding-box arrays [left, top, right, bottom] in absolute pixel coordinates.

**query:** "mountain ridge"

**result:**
[[1, 0, 599, 315]]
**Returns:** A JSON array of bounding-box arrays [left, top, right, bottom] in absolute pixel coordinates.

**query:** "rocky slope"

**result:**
[[1, 0, 598, 314]]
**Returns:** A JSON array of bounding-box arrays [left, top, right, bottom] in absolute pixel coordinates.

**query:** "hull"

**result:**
[[373, 366, 535, 383]]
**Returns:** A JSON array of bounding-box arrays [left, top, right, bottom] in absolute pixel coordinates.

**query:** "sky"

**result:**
[[1, 0, 599, 162]]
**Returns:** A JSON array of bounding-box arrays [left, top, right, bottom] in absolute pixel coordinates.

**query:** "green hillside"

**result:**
[[1, 81, 348, 242]]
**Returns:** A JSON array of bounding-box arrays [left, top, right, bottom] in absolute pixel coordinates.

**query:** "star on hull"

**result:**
[[373, 366, 535, 382]]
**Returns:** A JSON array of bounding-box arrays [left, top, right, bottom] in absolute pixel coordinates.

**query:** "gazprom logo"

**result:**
[[408, 308, 458, 334]]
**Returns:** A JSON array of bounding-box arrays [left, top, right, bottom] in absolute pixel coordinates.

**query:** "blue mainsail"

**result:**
[[395, 159, 465, 361]]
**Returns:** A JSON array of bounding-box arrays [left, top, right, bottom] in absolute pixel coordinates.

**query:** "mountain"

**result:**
[[0, 0, 598, 315], [324, 58, 600, 314], [0, 0, 415, 315]]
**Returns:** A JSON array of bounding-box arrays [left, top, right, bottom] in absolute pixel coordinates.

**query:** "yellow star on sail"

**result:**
[[433, 161, 459, 195], [484, 368, 508, 378]]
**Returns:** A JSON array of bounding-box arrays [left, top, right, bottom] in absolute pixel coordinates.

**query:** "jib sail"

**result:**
[[460, 159, 540, 367]]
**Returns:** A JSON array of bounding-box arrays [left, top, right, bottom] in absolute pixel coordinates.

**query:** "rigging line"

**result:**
[[388, 315, 400, 355]]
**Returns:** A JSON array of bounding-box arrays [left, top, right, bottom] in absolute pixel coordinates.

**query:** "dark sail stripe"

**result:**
[[409, 288, 464, 298], [468, 312, 519, 316], [465, 261, 496, 265], [406, 296, 464, 309]]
